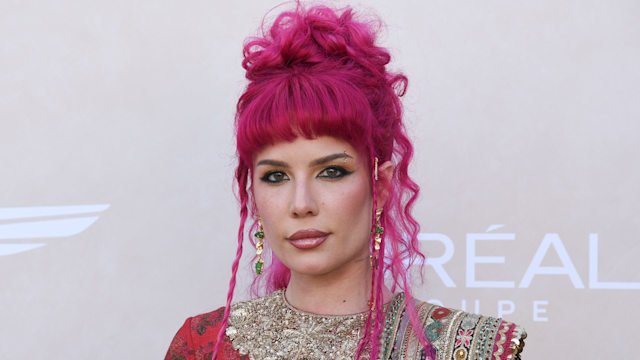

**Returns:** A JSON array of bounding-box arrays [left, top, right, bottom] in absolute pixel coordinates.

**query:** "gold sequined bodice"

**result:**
[[225, 290, 403, 360], [223, 290, 526, 360]]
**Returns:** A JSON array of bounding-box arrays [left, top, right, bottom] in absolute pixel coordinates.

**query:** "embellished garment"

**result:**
[[165, 290, 526, 360], [388, 301, 526, 360], [225, 290, 404, 359]]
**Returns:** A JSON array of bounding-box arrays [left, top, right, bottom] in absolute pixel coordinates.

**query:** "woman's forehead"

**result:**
[[253, 136, 362, 163]]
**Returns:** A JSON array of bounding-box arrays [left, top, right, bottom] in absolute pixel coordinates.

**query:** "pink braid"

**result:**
[[210, 166, 249, 360]]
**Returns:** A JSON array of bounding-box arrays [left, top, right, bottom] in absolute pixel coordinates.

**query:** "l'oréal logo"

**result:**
[[0, 204, 110, 256]]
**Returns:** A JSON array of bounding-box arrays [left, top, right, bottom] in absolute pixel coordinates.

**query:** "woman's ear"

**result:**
[[375, 161, 394, 209]]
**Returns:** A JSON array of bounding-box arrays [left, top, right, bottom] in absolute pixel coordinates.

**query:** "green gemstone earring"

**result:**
[[254, 219, 265, 275], [372, 208, 383, 269]]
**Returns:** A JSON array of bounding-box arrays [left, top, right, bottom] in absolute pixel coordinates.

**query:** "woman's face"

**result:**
[[252, 136, 373, 277]]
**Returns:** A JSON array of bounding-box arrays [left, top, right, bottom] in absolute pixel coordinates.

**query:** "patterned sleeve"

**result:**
[[391, 302, 526, 360], [429, 306, 527, 360], [164, 308, 248, 360]]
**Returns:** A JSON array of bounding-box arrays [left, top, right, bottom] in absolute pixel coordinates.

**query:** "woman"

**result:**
[[165, 3, 526, 360]]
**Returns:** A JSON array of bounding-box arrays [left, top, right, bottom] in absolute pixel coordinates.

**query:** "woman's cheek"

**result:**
[[335, 181, 371, 219]]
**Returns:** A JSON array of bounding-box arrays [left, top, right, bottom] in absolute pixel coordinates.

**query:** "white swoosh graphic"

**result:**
[[0, 204, 110, 256], [0, 216, 100, 240], [0, 204, 110, 220]]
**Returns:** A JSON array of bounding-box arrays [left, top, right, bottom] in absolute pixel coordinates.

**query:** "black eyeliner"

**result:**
[[318, 165, 354, 179], [260, 170, 288, 183]]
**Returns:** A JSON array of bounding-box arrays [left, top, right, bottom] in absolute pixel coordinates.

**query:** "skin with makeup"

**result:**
[[253, 136, 394, 316]]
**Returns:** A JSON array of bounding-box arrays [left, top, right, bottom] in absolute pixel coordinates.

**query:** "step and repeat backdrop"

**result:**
[[1, 0, 638, 358]]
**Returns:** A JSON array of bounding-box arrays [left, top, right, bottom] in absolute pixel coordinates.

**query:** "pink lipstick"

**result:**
[[287, 229, 329, 249]]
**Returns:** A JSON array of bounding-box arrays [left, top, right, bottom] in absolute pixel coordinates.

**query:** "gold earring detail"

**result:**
[[372, 209, 383, 269], [374, 157, 379, 181], [254, 219, 265, 275]]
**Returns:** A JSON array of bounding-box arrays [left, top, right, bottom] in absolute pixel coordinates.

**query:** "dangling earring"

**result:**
[[372, 208, 383, 269], [254, 218, 265, 275], [374, 157, 379, 181]]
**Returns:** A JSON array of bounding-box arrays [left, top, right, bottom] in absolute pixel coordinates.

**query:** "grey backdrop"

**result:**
[[1, 0, 639, 358]]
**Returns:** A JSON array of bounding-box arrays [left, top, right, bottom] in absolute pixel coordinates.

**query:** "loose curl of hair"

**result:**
[[212, 3, 435, 360]]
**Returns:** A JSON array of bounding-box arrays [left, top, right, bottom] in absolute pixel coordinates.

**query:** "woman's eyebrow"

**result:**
[[310, 153, 353, 166], [256, 159, 289, 167], [256, 153, 352, 167]]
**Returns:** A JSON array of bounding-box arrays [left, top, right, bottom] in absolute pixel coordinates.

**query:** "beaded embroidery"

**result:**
[[226, 290, 405, 360], [389, 303, 527, 360], [224, 291, 526, 360]]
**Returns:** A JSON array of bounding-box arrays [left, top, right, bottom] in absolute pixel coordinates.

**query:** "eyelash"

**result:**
[[260, 171, 289, 183], [259, 166, 352, 184]]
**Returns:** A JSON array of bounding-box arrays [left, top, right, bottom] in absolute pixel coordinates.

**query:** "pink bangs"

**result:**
[[235, 67, 375, 167]]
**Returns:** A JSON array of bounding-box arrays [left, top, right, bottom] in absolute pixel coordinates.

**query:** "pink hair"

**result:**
[[212, 3, 435, 360]]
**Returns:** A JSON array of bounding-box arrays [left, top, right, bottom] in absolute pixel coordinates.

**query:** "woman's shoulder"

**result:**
[[164, 306, 249, 360], [395, 298, 526, 360]]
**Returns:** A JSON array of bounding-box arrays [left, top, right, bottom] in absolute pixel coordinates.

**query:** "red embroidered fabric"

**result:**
[[164, 307, 248, 360]]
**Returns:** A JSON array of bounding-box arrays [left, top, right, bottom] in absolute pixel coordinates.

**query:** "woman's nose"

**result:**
[[290, 179, 318, 217]]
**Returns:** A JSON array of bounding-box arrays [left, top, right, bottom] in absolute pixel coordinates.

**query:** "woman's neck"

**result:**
[[284, 260, 392, 315]]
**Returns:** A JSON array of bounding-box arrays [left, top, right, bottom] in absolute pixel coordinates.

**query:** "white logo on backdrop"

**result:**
[[415, 224, 640, 322], [0, 204, 110, 256]]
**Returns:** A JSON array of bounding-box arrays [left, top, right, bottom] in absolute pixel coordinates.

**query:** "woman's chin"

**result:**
[[284, 257, 367, 279], [287, 262, 332, 277]]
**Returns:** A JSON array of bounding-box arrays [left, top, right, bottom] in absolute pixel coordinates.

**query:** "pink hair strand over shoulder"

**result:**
[[212, 3, 435, 359]]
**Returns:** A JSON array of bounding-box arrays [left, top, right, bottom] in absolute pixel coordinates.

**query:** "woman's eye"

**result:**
[[318, 166, 348, 179], [261, 171, 289, 183]]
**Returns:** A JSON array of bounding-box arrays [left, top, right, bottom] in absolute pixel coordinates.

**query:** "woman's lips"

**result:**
[[287, 229, 329, 249]]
